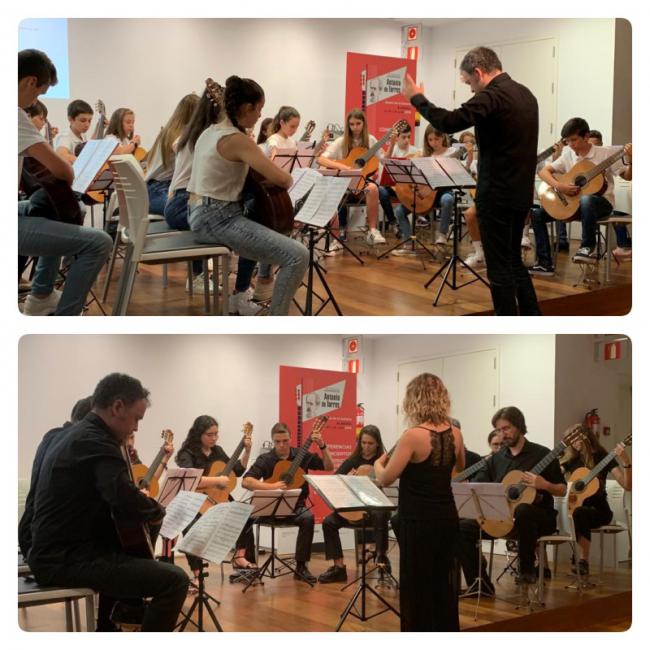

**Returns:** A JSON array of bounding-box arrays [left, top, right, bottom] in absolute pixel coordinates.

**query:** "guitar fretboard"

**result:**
[[221, 437, 246, 476], [452, 457, 487, 483], [583, 148, 625, 183], [530, 441, 567, 476], [582, 435, 631, 485]]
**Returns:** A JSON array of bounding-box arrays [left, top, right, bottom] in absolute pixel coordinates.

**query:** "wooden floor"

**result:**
[[19, 547, 631, 632], [81, 228, 632, 316]]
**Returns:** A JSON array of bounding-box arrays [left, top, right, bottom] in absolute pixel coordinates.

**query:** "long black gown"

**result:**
[[397, 425, 460, 632]]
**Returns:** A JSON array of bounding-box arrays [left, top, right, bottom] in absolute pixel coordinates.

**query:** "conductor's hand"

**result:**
[[403, 73, 425, 101], [268, 481, 288, 490]]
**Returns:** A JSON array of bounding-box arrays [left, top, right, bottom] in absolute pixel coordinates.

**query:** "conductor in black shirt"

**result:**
[[403, 47, 541, 316], [27, 373, 189, 632], [456, 406, 566, 592]]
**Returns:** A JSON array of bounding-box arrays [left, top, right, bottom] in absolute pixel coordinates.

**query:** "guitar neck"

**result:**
[[583, 437, 631, 485], [536, 144, 556, 165], [531, 441, 567, 476], [142, 446, 168, 484], [453, 457, 487, 483], [221, 438, 246, 476], [584, 148, 625, 182], [360, 130, 393, 165], [286, 435, 314, 479]]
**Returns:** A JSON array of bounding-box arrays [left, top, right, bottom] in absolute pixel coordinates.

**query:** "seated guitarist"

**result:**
[[560, 427, 631, 576], [175, 415, 256, 574], [530, 117, 632, 274], [27, 373, 189, 632], [457, 406, 566, 593], [242, 421, 334, 584], [126, 432, 174, 485], [318, 425, 391, 583]]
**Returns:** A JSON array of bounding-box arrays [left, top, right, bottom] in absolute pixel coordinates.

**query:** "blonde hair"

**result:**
[[147, 93, 200, 170], [402, 373, 451, 427], [342, 108, 369, 157], [560, 423, 606, 470]]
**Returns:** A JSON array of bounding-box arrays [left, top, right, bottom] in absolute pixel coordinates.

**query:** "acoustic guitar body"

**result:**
[[246, 170, 295, 234], [538, 159, 606, 221], [340, 147, 379, 189], [480, 470, 536, 538], [269, 459, 306, 489], [339, 464, 374, 522], [131, 463, 160, 498], [393, 184, 437, 215], [567, 466, 600, 515], [197, 460, 237, 514]]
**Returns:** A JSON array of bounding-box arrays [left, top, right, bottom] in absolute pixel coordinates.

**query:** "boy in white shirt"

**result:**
[[54, 99, 94, 163], [530, 117, 632, 274]]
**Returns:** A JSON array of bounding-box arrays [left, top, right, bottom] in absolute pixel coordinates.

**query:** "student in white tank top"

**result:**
[[187, 76, 308, 316]]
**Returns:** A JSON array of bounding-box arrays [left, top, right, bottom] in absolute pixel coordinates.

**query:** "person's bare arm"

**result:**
[[24, 142, 74, 184], [55, 145, 76, 164]]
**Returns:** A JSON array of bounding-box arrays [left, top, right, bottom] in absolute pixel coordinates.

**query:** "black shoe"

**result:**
[[571, 559, 590, 576], [534, 564, 552, 580], [376, 555, 392, 575], [294, 564, 317, 584], [528, 263, 555, 276], [110, 599, 146, 626], [318, 565, 348, 583], [558, 241, 570, 252]]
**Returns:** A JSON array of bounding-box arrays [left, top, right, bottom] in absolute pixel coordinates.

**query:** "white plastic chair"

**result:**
[[108, 155, 231, 315]]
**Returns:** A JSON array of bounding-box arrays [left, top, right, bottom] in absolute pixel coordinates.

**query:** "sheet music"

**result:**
[[288, 167, 320, 206], [177, 501, 253, 564], [159, 490, 207, 539], [451, 483, 510, 520], [343, 475, 395, 507], [272, 148, 298, 170], [71, 139, 118, 194], [412, 157, 454, 188], [157, 468, 203, 508], [295, 176, 351, 227], [249, 489, 302, 517], [435, 156, 476, 187], [382, 158, 430, 185], [304, 475, 365, 509]]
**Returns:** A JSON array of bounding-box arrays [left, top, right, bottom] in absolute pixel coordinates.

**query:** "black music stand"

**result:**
[[239, 490, 307, 592], [176, 559, 223, 632], [272, 148, 317, 173], [422, 161, 490, 304], [376, 159, 439, 262]]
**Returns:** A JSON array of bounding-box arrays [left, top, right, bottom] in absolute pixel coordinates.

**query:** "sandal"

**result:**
[[232, 557, 257, 570]]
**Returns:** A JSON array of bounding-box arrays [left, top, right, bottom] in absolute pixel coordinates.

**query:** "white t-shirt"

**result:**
[[144, 143, 175, 182], [391, 142, 418, 158], [549, 144, 627, 208], [18, 107, 45, 187], [263, 132, 297, 157], [54, 129, 85, 155], [321, 134, 380, 162], [169, 141, 194, 193]]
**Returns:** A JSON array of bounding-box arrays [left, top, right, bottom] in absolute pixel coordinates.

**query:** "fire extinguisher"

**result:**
[[584, 408, 601, 438], [356, 403, 365, 438]]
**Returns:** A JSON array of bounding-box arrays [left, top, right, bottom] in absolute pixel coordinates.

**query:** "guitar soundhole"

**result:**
[[354, 158, 365, 168], [507, 485, 521, 500], [280, 472, 292, 484], [574, 480, 585, 492], [574, 174, 587, 188]]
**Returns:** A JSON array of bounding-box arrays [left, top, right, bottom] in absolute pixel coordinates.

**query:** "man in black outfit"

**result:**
[[27, 373, 189, 631], [242, 421, 334, 584], [457, 406, 566, 593], [403, 47, 541, 315]]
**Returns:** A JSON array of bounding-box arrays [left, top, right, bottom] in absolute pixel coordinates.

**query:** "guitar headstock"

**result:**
[[309, 415, 328, 437], [205, 77, 224, 108], [326, 123, 344, 140], [96, 99, 106, 117], [390, 119, 410, 138], [242, 421, 254, 437], [562, 424, 586, 447], [622, 433, 632, 447], [301, 120, 316, 140], [161, 429, 174, 445]]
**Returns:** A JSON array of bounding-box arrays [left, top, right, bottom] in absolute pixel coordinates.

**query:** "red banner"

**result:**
[[345, 52, 417, 145], [279, 366, 357, 523]]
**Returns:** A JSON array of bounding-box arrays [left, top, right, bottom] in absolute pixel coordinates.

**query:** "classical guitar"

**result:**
[[480, 425, 584, 538], [538, 147, 627, 220], [112, 443, 156, 559], [268, 415, 328, 489], [130, 429, 174, 499], [339, 119, 410, 190], [197, 422, 253, 513], [567, 434, 631, 515], [393, 180, 437, 216], [536, 141, 562, 165], [451, 456, 489, 483], [205, 77, 294, 234], [299, 120, 316, 143]]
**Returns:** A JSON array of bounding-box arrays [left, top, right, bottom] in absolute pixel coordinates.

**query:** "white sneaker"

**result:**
[[323, 239, 344, 255], [464, 252, 485, 269], [229, 291, 262, 315], [366, 228, 386, 245], [186, 272, 214, 295], [23, 289, 62, 316], [435, 233, 447, 245], [416, 216, 430, 227], [391, 245, 415, 257], [253, 281, 274, 302], [521, 235, 532, 249]]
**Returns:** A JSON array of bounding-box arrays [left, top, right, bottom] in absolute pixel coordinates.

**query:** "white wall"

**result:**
[[361, 334, 557, 454], [42, 18, 403, 149], [423, 18, 617, 144]]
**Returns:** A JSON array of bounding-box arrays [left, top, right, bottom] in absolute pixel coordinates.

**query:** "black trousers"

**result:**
[[30, 551, 189, 632], [256, 506, 315, 564], [573, 504, 613, 542], [476, 202, 541, 315], [457, 503, 557, 584], [321, 511, 390, 560]]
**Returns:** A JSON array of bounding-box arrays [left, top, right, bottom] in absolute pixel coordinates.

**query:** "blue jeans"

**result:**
[[164, 189, 202, 275], [378, 186, 397, 224], [18, 209, 112, 315], [147, 179, 171, 216], [614, 224, 632, 248], [437, 191, 454, 234], [531, 195, 612, 267], [395, 204, 413, 238], [189, 199, 309, 315]]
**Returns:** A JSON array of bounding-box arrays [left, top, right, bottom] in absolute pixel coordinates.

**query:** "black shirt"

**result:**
[[410, 72, 539, 211], [473, 438, 566, 510], [19, 422, 70, 558], [28, 412, 165, 569], [336, 452, 382, 476], [562, 450, 618, 510], [176, 445, 245, 477], [243, 448, 325, 503], [465, 448, 483, 468]]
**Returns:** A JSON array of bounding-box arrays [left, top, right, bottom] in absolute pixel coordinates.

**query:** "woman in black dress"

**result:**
[[374, 373, 465, 631]]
